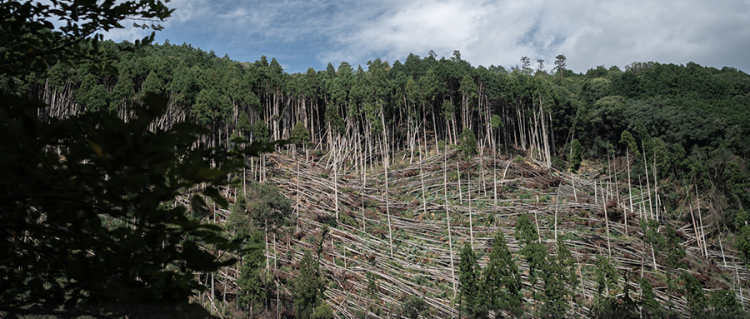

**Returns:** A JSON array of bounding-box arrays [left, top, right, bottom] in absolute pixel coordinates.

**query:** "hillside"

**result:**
[[6, 40, 750, 318], [189, 144, 746, 318]]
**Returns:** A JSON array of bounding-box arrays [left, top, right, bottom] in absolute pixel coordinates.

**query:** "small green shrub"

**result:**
[[312, 303, 334, 319], [552, 155, 568, 171]]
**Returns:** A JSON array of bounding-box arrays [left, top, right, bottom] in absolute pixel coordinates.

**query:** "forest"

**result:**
[[22, 39, 750, 229], [3, 1, 750, 318]]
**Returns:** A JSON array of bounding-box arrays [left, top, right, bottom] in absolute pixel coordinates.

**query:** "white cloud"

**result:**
[[322, 0, 485, 63], [321, 0, 750, 72], [95, 0, 750, 73]]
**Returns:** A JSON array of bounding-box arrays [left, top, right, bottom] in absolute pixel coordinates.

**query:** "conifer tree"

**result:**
[[639, 277, 660, 317], [590, 256, 620, 318], [290, 121, 311, 147], [514, 214, 546, 286], [293, 250, 326, 319], [680, 271, 708, 317], [236, 230, 266, 314], [709, 289, 743, 317], [594, 256, 619, 298], [540, 238, 577, 317], [571, 139, 583, 173], [458, 242, 486, 318], [482, 232, 523, 317]]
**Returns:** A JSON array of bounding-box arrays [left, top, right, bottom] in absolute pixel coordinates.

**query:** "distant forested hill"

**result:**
[[8, 41, 750, 229]]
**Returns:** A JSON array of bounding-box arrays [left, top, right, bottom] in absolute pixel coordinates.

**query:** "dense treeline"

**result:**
[[10, 40, 750, 232]]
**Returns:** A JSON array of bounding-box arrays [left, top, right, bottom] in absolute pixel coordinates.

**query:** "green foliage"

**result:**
[[442, 100, 454, 120], [253, 120, 270, 143], [458, 129, 477, 158], [539, 238, 577, 317], [290, 121, 311, 147], [236, 230, 266, 313], [490, 114, 503, 129], [514, 214, 537, 246], [0, 0, 170, 75], [482, 232, 523, 317], [238, 112, 252, 136], [681, 271, 708, 317], [76, 73, 110, 112], [620, 130, 640, 157], [709, 289, 743, 316], [514, 215, 547, 288], [242, 182, 294, 233], [735, 224, 750, 260], [399, 295, 428, 319], [458, 242, 486, 318], [662, 224, 686, 270], [593, 256, 619, 298], [325, 104, 345, 135], [142, 70, 165, 96], [591, 272, 639, 319], [312, 303, 334, 319], [0, 91, 283, 318], [571, 139, 583, 173], [639, 277, 660, 314], [293, 250, 326, 319], [192, 88, 231, 126], [551, 155, 567, 171], [725, 161, 750, 209]]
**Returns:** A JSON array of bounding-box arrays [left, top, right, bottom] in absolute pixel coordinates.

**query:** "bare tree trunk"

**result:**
[[643, 144, 654, 220], [333, 133, 339, 221], [381, 108, 394, 258], [493, 136, 497, 205], [626, 152, 632, 236], [653, 155, 659, 221], [444, 143, 457, 302], [419, 138, 427, 217], [696, 186, 708, 257], [690, 204, 702, 257], [602, 181, 612, 258], [468, 158, 474, 249]]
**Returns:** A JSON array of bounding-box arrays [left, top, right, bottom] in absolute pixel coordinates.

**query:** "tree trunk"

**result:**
[[381, 107, 394, 258]]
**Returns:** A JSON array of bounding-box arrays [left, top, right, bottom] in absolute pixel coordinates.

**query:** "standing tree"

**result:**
[[459, 128, 477, 248], [639, 277, 661, 317], [681, 271, 708, 317], [540, 237, 577, 317], [554, 54, 567, 77], [236, 231, 266, 315], [293, 250, 326, 319], [490, 115, 503, 204], [570, 139, 583, 173], [458, 242, 486, 318], [482, 231, 523, 318], [514, 214, 546, 287], [521, 56, 532, 75], [590, 255, 620, 318]]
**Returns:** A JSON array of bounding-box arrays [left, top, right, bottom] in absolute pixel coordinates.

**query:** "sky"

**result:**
[[104, 0, 750, 74]]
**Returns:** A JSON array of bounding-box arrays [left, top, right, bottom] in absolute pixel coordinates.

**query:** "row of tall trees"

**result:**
[[9, 40, 750, 231]]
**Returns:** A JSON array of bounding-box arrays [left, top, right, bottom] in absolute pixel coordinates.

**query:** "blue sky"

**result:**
[[104, 0, 750, 74]]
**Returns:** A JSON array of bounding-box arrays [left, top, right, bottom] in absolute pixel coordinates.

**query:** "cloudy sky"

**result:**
[[105, 0, 750, 74]]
